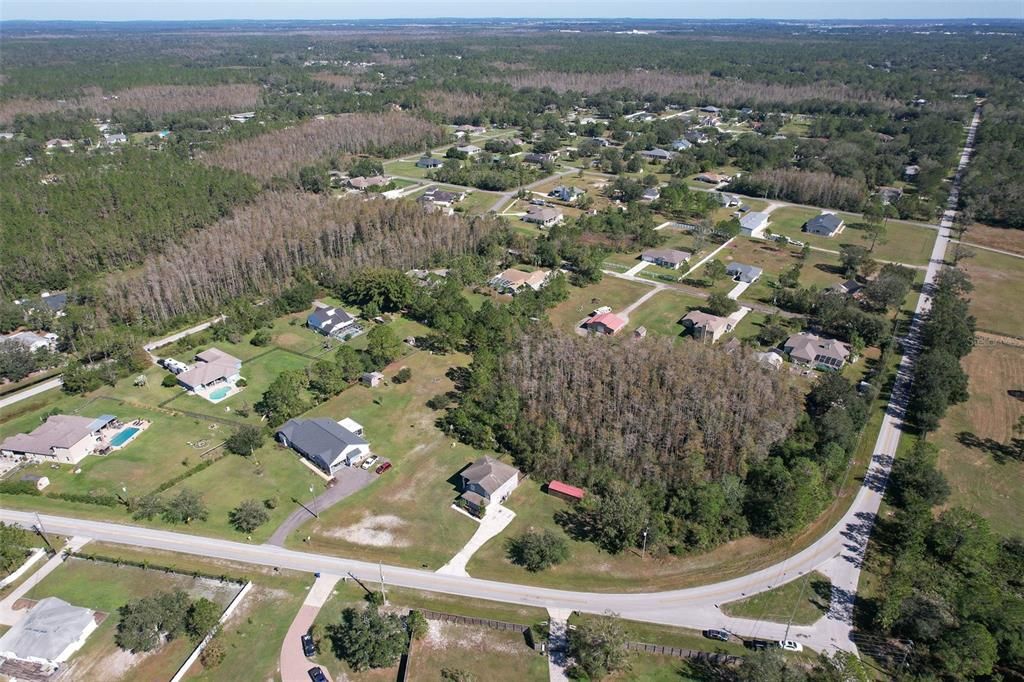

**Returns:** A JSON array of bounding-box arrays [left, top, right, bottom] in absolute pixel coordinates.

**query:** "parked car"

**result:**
[[778, 640, 804, 652], [308, 667, 328, 682], [702, 629, 731, 642], [360, 455, 379, 470], [375, 461, 392, 475], [301, 633, 315, 657], [745, 639, 772, 651]]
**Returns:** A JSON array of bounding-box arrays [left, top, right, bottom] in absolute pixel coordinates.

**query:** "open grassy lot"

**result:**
[[287, 351, 485, 568], [622, 289, 706, 339], [23, 557, 239, 682], [950, 245, 1024, 338], [457, 189, 504, 214], [383, 158, 433, 179], [568, 613, 748, 657], [547, 277, 651, 332], [81, 541, 313, 682], [721, 571, 831, 625], [959, 223, 1024, 257], [932, 341, 1024, 536]]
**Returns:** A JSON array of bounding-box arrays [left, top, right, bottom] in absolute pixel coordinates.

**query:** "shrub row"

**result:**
[[145, 453, 224, 497], [71, 551, 247, 585]]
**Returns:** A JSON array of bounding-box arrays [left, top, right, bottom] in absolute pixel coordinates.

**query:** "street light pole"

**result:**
[[309, 485, 318, 519], [379, 561, 388, 605], [641, 529, 648, 559]]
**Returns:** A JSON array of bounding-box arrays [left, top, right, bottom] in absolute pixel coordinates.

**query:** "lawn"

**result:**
[[286, 350, 487, 569], [765, 207, 936, 266], [547, 277, 651, 332], [383, 158, 432, 179], [721, 571, 831, 626], [932, 342, 1024, 536], [79, 541, 314, 682], [568, 613, 748, 657], [622, 289, 706, 339], [458, 189, 504, 214], [950, 246, 1024, 338], [960, 223, 1024, 257], [23, 557, 239, 682]]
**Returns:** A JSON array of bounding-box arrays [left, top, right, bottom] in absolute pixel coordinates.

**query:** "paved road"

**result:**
[[267, 467, 376, 546], [144, 315, 226, 353], [0, 376, 63, 410]]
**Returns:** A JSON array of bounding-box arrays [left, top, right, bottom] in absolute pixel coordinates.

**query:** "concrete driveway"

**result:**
[[437, 503, 516, 577], [280, 573, 339, 682]]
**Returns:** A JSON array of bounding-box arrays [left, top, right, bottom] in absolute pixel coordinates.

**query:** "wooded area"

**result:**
[[105, 192, 498, 322], [199, 111, 446, 181]]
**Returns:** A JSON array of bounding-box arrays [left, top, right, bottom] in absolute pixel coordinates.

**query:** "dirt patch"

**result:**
[[60, 644, 156, 682], [421, 620, 522, 654], [327, 514, 410, 547]]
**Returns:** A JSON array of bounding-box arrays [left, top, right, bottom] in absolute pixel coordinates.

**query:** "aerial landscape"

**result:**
[[0, 3, 1022, 681]]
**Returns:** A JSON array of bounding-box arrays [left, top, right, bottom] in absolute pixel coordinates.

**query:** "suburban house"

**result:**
[[418, 188, 465, 208], [641, 248, 691, 270], [455, 124, 486, 135], [727, 263, 763, 283], [684, 131, 710, 145], [695, 172, 729, 184], [523, 152, 556, 165], [348, 175, 389, 191], [876, 186, 903, 205], [829, 279, 864, 297], [524, 205, 564, 228], [456, 144, 482, 156], [804, 212, 846, 237], [490, 268, 550, 295], [44, 139, 74, 151], [416, 156, 444, 169], [307, 305, 357, 338], [671, 138, 693, 151], [2, 331, 57, 353], [276, 417, 370, 474], [176, 348, 241, 393], [700, 105, 722, 114], [640, 148, 676, 162], [586, 311, 627, 335], [549, 186, 584, 203], [102, 133, 127, 145], [459, 455, 521, 513], [784, 332, 851, 370], [0, 597, 98, 669], [0, 414, 116, 464], [547, 480, 585, 502], [641, 187, 661, 202], [682, 311, 734, 343], [19, 291, 68, 317], [739, 211, 771, 237]]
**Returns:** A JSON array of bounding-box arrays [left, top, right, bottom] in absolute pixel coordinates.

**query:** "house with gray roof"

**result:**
[[726, 262, 763, 284], [277, 417, 370, 474], [640, 148, 676, 162], [641, 248, 691, 270], [2, 331, 57, 353], [739, 211, 771, 237], [671, 138, 693, 151], [459, 455, 520, 514], [549, 186, 584, 203], [804, 212, 846, 237], [416, 156, 444, 169], [0, 414, 115, 464], [0, 597, 98, 668], [307, 305, 356, 338]]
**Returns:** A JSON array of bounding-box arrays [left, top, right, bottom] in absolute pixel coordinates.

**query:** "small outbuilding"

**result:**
[[361, 371, 384, 388], [547, 480, 585, 502]]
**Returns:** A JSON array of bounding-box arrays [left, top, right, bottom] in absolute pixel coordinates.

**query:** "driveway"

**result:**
[[437, 503, 516, 577], [268, 467, 376, 546], [280, 573, 339, 682]]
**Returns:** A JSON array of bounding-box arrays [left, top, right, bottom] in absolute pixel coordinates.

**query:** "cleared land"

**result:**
[[932, 341, 1024, 536], [959, 223, 1024, 257], [546, 277, 651, 331], [22, 557, 238, 682], [950, 245, 1024, 338], [721, 571, 831, 625]]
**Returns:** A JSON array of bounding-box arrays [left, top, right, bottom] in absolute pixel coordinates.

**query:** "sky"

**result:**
[[2, 0, 1021, 21]]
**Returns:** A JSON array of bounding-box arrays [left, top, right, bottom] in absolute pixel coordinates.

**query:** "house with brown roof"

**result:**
[[490, 268, 550, 295], [695, 172, 730, 184], [523, 205, 564, 228], [641, 248, 691, 270], [784, 332, 851, 370], [348, 175, 390, 191], [177, 348, 242, 393], [682, 311, 734, 343], [0, 414, 116, 464]]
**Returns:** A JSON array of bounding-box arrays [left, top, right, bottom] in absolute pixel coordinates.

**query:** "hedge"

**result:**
[[71, 551, 248, 585]]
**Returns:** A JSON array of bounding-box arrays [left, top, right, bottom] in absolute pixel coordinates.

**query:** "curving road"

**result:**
[[0, 106, 983, 657]]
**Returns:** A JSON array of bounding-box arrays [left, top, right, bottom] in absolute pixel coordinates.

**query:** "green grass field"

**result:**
[[951, 246, 1024, 338], [766, 207, 936, 266], [622, 289, 706, 339], [383, 158, 432, 179], [23, 557, 239, 682], [546, 277, 651, 332], [721, 571, 831, 625], [567, 613, 749, 657], [288, 351, 486, 569]]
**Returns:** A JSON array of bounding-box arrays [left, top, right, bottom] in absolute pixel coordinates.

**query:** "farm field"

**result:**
[[932, 341, 1024, 536], [766, 206, 936, 266], [287, 350, 486, 569], [22, 557, 239, 682], [949, 245, 1024, 338]]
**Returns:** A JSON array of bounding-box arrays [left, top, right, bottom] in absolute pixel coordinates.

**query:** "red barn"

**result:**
[[547, 480, 585, 502]]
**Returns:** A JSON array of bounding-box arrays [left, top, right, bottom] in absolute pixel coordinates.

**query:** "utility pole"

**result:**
[[784, 573, 811, 643], [379, 561, 388, 604], [641, 528, 649, 559], [309, 485, 319, 519]]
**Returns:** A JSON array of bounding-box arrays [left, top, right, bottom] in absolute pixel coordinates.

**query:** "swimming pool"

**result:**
[[109, 427, 140, 448], [208, 385, 232, 402]]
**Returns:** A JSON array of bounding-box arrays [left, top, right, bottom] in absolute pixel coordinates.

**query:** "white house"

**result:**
[[0, 597, 98, 668], [739, 211, 771, 237]]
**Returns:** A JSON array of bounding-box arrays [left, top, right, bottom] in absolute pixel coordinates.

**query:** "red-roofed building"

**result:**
[[586, 312, 626, 335], [547, 480, 585, 502]]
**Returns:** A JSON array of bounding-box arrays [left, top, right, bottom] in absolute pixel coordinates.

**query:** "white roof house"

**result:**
[[739, 211, 771, 237], [0, 597, 98, 667]]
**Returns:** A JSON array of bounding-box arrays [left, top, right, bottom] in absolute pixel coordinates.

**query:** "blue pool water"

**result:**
[[208, 385, 232, 402], [109, 427, 140, 448]]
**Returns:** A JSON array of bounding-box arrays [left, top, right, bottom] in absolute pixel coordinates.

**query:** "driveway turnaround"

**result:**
[[280, 573, 339, 682], [437, 503, 516, 577]]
